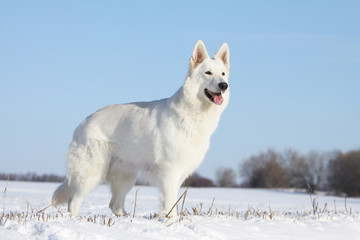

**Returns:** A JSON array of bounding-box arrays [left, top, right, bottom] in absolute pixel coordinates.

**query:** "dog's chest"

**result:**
[[167, 114, 215, 155]]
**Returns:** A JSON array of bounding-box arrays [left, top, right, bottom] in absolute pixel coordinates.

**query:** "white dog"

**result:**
[[52, 40, 230, 217]]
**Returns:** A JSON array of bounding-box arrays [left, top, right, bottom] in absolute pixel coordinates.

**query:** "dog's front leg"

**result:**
[[157, 174, 181, 218]]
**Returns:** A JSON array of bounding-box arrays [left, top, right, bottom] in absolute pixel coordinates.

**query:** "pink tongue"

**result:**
[[213, 94, 224, 105]]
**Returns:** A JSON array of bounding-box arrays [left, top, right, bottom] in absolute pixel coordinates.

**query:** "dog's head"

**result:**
[[187, 40, 230, 107]]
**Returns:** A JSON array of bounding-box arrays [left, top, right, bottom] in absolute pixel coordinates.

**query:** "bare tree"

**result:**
[[216, 167, 237, 187], [328, 150, 360, 197], [283, 149, 309, 189], [240, 148, 332, 191], [240, 149, 289, 188], [182, 172, 216, 187], [304, 150, 327, 191]]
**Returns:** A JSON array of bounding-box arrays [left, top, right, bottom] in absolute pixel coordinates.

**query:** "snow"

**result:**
[[1, 181, 360, 239]]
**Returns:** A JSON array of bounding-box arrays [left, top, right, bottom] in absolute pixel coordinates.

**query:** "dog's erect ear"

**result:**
[[214, 42, 230, 70], [189, 40, 209, 70]]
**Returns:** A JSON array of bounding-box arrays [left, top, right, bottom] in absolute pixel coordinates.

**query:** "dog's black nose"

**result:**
[[218, 82, 228, 91]]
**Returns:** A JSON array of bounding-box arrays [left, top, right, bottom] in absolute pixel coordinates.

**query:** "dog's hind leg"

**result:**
[[107, 169, 137, 216], [66, 141, 109, 216], [67, 174, 103, 216]]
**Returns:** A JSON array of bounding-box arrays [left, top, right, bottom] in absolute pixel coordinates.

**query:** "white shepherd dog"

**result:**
[[52, 40, 230, 217]]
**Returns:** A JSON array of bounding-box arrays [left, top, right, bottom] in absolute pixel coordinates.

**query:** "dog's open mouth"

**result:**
[[205, 89, 224, 105]]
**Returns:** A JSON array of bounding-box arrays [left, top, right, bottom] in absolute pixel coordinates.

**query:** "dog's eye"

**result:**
[[222, 72, 225, 76], [205, 71, 212, 75]]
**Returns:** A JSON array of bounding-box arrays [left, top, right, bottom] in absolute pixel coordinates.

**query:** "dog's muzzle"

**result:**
[[205, 89, 224, 105], [218, 82, 228, 92]]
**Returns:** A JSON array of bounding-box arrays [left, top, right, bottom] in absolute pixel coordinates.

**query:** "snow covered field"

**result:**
[[1, 181, 360, 240]]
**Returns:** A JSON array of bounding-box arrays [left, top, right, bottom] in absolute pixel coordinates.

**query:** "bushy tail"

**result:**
[[52, 179, 71, 206]]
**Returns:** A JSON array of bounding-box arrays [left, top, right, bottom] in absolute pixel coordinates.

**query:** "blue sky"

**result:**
[[1, 1, 359, 180]]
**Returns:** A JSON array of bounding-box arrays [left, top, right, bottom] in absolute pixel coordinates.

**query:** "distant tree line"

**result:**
[[0, 172, 65, 182], [239, 148, 360, 197], [183, 148, 360, 197], [2, 148, 359, 197], [0, 171, 218, 187]]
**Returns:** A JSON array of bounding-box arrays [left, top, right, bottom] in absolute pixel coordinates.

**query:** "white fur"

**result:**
[[52, 40, 230, 217]]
